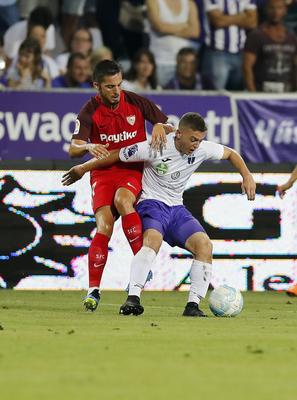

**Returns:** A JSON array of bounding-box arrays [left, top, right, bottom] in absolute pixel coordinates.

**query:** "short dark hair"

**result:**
[[177, 47, 198, 60], [179, 112, 207, 132], [92, 60, 122, 82], [67, 52, 88, 69], [28, 6, 53, 30]]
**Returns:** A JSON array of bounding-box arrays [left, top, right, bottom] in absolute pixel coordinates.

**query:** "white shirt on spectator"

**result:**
[[4, 20, 55, 59]]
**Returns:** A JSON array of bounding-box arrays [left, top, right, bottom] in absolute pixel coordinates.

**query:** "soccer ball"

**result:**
[[209, 285, 243, 317]]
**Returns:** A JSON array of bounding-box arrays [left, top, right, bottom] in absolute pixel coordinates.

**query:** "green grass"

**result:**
[[0, 291, 296, 400]]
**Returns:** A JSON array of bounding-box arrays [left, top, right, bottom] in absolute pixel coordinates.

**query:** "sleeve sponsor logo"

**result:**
[[73, 119, 80, 135], [123, 144, 138, 160]]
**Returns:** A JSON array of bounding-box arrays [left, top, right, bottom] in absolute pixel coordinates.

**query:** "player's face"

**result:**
[[176, 128, 207, 155], [93, 72, 122, 108]]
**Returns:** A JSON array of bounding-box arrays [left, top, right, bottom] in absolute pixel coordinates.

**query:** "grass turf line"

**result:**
[[0, 290, 296, 400]]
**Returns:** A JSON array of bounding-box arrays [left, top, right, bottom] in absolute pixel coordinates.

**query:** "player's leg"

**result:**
[[84, 205, 116, 311], [183, 232, 213, 317], [120, 199, 167, 315], [119, 228, 163, 316], [114, 174, 143, 255], [166, 206, 212, 317], [84, 176, 116, 311]]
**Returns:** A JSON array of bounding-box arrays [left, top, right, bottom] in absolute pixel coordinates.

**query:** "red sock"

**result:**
[[122, 212, 143, 255], [88, 233, 109, 287]]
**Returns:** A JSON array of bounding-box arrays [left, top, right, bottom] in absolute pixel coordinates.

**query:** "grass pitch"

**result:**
[[0, 290, 296, 400]]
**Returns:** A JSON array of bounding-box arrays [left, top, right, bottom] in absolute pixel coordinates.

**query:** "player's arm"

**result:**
[[243, 51, 257, 92], [146, 0, 199, 38], [62, 142, 150, 186], [277, 165, 297, 198], [207, 8, 257, 29], [62, 149, 120, 186], [222, 146, 256, 201], [69, 139, 110, 159]]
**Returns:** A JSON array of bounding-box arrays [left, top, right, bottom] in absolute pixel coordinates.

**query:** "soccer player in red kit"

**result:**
[[69, 60, 173, 311]]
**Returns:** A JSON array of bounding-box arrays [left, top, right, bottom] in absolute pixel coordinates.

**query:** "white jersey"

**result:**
[[119, 132, 224, 206]]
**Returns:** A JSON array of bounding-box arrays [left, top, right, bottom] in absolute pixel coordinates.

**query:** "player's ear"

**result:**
[[93, 82, 99, 90], [176, 129, 181, 139]]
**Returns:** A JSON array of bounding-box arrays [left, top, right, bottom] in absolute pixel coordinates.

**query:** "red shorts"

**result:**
[[90, 170, 142, 213]]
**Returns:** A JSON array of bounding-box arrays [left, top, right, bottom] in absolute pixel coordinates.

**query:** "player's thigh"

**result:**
[[143, 228, 163, 254], [114, 173, 142, 214], [91, 177, 116, 213], [94, 206, 116, 237], [185, 232, 213, 261]]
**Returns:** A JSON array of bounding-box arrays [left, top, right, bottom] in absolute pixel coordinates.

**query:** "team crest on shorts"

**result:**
[[155, 162, 168, 175], [126, 115, 136, 125]]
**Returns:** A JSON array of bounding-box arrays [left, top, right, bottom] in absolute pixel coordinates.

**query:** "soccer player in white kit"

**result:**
[[62, 112, 256, 316]]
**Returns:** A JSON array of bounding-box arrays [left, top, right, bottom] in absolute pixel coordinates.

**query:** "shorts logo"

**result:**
[[171, 171, 180, 180], [73, 119, 80, 135], [155, 162, 168, 175], [126, 115, 136, 125]]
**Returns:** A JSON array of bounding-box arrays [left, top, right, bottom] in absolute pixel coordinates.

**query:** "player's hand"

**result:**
[[241, 174, 256, 200], [86, 143, 110, 159], [150, 124, 167, 154], [62, 165, 85, 186], [277, 183, 291, 199]]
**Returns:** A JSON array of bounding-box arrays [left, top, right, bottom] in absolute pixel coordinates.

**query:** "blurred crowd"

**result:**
[[0, 0, 296, 92]]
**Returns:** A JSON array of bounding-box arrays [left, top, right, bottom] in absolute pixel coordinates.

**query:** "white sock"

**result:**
[[87, 286, 99, 296], [128, 246, 157, 297], [188, 260, 212, 304]]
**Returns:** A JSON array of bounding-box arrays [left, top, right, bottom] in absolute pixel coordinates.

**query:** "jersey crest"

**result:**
[[126, 115, 136, 125]]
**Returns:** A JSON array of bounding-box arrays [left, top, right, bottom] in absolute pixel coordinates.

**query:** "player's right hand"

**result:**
[[86, 143, 110, 159], [62, 165, 85, 186]]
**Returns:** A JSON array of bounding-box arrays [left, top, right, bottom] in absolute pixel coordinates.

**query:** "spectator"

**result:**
[[119, 0, 149, 60], [56, 28, 93, 74], [201, 0, 258, 90], [284, 0, 297, 34], [146, 0, 200, 87], [3, 6, 55, 64], [60, 0, 87, 48], [243, 0, 297, 92], [0, 1, 20, 36], [90, 46, 113, 71], [96, 0, 124, 60], [27, 24, 59, 79], [121, 48, 161, 91], [52, 52, 92, 88], [6, 38, 51, 89], [164, 47, 203, 90]]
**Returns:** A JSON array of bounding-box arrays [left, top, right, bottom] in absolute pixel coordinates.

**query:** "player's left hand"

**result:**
[[62, 165, 85, 186], [241, 174, 256, 200], [150, 123, 167, 153]]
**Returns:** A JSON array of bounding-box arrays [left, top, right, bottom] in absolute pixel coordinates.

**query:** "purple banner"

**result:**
[[237, 98, 297, 163], [0, 90, 236, 160]]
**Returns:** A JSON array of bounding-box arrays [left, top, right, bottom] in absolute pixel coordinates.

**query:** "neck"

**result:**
[[137, 76, 148, 88]]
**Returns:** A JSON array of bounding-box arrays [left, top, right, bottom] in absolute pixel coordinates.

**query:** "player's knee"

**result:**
[[114, 193, 134, 215], [194, 234, 212, 258]]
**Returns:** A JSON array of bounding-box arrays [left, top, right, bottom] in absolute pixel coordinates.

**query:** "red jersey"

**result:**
[[72, 90, 167, 178]]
